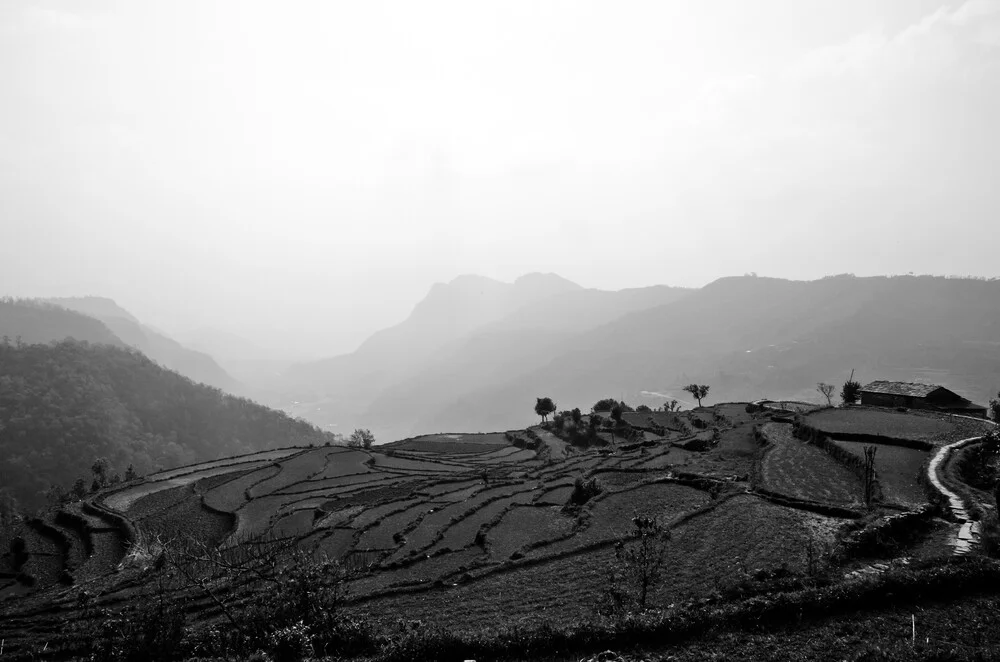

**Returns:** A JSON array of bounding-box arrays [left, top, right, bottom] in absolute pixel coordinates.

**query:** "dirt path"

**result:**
[[927, 416, 996, 555]]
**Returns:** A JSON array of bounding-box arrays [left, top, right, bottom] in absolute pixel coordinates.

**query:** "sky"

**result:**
[[1, 0, 998, 358]]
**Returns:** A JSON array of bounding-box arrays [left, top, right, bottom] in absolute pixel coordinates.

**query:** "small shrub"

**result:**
[[980, 512, 1000, 559], [268, 622, 311, 662], [566, 477, 601, 507], [600, 516, 670, 615]]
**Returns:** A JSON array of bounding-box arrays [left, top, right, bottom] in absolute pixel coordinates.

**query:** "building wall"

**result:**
[[861, 392, 913, 408]]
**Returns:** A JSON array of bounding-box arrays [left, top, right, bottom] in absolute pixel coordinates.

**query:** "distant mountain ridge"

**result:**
[[412, 275, 1000, 435], [271, 274, 1000, 442], [276, 275, 692, 440]]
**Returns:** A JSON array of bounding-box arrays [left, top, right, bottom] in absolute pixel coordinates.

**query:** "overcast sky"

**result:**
[[2, 0, 998, 357]]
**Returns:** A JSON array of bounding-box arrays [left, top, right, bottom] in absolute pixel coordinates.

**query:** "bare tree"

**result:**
[[863, 445, 878, 510], [817, 383, 835, 406]]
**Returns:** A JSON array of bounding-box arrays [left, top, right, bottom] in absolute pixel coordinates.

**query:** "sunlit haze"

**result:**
[[2, 0, 998, 358]]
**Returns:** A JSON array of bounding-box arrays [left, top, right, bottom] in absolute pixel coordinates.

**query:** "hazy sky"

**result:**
[[2, 0, 998, 357]]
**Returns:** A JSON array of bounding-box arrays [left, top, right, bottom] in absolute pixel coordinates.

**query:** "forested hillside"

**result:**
[[45, 296, 240, 392], [0, 340, 333, 512]]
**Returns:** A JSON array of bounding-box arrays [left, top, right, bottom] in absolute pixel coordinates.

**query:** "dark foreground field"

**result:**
[[1, 402, 996, 661]]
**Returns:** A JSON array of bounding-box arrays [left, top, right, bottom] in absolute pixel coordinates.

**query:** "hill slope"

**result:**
[[0, 340, 333, 511], [45, 297, 239, 393]]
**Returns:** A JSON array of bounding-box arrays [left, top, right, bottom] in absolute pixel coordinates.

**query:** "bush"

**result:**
[[83, 582, 186, 662], [552, 412, 566, 430], [593, 399, 633, 413], [956, 429, 1000, 490], [567, 477, 602, 507]]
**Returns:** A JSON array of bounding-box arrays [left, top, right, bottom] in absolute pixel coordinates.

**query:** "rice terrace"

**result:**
[[2, 399, 1000, 661]]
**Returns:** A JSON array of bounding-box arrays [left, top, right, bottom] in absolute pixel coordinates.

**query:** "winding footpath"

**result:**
[[926, 415, 997, 555]]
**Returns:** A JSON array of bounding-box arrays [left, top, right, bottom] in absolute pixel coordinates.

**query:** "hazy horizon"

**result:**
[[3, 0, 998, 357]]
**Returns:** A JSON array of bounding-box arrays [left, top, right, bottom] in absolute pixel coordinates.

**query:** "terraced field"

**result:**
[[758, 422, 862, 506], [833, 440, 929, 507], [802, 408, 953, 442], [1, 403, 982, 655]]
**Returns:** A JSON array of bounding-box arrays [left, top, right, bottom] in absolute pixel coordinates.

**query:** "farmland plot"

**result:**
[[387, 433, 509, 454], [103, 460, 273, 512], [486, 505, 575, 560], [145, 448, 301, 481], [272, 472, 397, 497], [357, 502, 433, 550], [357, 545, 618, 630], [349, 499, 422, 532], [428, 491, 538, 554], [759, 422, 861, 506], [657, 494, 843, 603], [246, 449, 341, 498], [534, 484, 574, 506], [833, 440, 929, 507], [202, 465, 279, 513], [370, 455, 467, 473], [803, 408, 952, 442]]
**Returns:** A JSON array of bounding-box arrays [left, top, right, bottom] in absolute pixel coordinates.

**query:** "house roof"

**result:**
[[859, 380, 944, 398]]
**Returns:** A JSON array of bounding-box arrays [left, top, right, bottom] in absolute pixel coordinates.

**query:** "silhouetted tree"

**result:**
[[552, 411, 566, 430], [348, 428, 375, 449], [683, 384, 710, 407], [124, 464, 138, 482], [636, 404, 652, 412], [817, 383, 835, 406], [571, 408, 583, 424], [535, 397, 557, 423], [841, 378, 862, 405], [91, 457, 110, 490], [588, 414, 602, 440], [990, 391, 1000, 422], [610, 404, 624, 424], [663, 399, 681, 412]]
